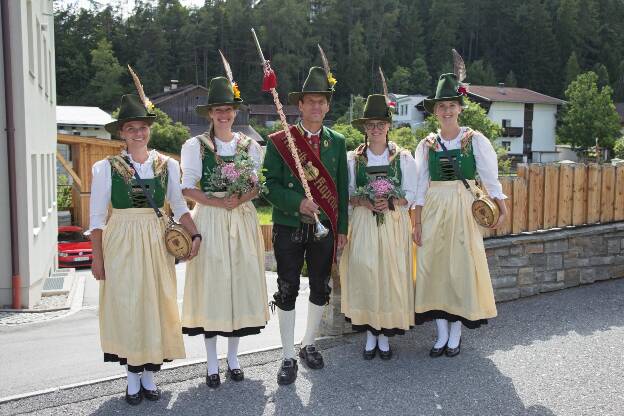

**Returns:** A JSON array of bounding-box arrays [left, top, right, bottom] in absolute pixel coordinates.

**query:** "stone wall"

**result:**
[[486, 222, 624, 302]]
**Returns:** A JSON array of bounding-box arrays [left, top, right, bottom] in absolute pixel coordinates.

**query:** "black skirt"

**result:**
[[414, 310, 488, 329], [182, 325, 265, 339], [103, 353, 171, 373], [345, 317, 411, 337]]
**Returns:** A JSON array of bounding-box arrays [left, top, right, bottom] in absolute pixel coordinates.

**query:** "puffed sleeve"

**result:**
[[248, 140, 265, 174], [180, 137, 202, 190], [472, 133, 507, 200], [87, 159, 112, 234], [414, 139, 431, 206], [347, 151, 357, 197], [399, 151, 418, 208], [166, 158, 190, 221]]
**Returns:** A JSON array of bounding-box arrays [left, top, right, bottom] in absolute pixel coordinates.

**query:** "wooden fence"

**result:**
[[260, 162, 624, 250]]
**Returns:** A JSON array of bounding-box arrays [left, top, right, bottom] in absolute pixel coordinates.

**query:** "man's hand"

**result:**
[[299, 198, 320, 218], [412, 223, 422, 247], [337, 234, 347, 250]]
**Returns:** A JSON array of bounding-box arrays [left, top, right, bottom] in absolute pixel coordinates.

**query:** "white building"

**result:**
[[57, 106, 114, 139], [0, 0, 58, 308], [467, 85, 565, 163], [391, 94, 427, 130]]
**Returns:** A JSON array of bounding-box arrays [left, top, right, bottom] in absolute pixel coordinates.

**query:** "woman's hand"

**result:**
[[92, 256, 106, 280], [412, 223, 422, 246], [223, 195, 242, 210], [352, 197, 375, 212], [489, 198, 508, 229], [187, 237, 201, 261], [374, 198, 389, 213]]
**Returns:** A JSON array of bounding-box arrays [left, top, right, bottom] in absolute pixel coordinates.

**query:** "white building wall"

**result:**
[[488, 102, 524, 155], [393, 95, 426, 131], [0, 0, 57, 308], [57, 126, 110, 139], [531, 104, 557, 152]]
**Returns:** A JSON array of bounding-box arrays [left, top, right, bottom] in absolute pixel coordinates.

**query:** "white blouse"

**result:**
[[180, 133, 264, 191], [413, 127, 506, 206], [88, 150, 189, 233], [347, 147, 418, 209]]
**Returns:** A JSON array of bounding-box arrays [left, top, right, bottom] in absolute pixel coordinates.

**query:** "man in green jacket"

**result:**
[[262, 66, 349, 385]]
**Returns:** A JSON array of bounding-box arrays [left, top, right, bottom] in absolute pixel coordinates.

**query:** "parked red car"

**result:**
[[58, 226, 93, 268]]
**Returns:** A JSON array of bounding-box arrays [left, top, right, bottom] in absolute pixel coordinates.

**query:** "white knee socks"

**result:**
[[126, 367, 141, 395], [378, 334, 390, 352], [434, 319, 449, 348], [141, 370, 157, 390], [301, 301, 325, 347], [204, 337, 219, 375], [227, 337, 241, 370], [448, 321, 462, 348], [365, 331, 377, 351], [278, 308, 296, 359]]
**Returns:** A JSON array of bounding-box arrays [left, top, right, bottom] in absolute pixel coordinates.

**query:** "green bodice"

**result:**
[[110, 159, 167, 209], [198, 135, 248, 193], [355, 151, 402, 188], [428, 145, 476, 181]]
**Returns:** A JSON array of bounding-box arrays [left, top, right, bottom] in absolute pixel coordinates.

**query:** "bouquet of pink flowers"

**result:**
[[205, 154, 266, 197], [353, 176, 405, 225]]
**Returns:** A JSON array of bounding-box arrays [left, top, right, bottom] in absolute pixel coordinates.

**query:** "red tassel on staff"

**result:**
[[262, 68, 277, 91]]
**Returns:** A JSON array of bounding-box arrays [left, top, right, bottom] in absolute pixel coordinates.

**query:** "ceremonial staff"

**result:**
[[250, 28, 329, 239]]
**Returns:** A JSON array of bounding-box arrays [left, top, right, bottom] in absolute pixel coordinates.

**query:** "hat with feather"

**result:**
[[288, 44, 336, 105], [422, 49, 470, 114], [105, 66, 157, 138], [351, 67, 394, 131], [196, 50, 244, 116]]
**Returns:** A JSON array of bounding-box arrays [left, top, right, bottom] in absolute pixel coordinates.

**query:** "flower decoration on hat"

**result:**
[[318, 44, 336, 92], [232, 81, 241, 100], [457, 84, 469, 96]]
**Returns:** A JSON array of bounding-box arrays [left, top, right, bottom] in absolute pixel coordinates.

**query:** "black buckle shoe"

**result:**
[[298, 345, 324, 369], [277, 358, 298, 385], [125, 387, 143, 406], [363, 347, 377, 360], [206, 372, 221, 388], [445, 341, 461, 357], [226, 364, 245, 382], [429, 343, 447, 358], [141, 385, 161, 401], [378, 346, 393, 360]]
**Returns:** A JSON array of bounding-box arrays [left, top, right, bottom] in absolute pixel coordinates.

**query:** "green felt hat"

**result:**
[[422, 73, 465, 114], [288, 67, 334, 105], [196, 76, 244, 116], [351, 94, 393, 131], [105, 94, 156, 138]]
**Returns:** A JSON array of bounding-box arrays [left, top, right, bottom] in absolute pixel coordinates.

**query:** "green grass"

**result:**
[[256, 205, 273, 225]]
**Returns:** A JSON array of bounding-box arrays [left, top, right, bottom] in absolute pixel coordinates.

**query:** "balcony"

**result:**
[[502, 127, 523, 137]]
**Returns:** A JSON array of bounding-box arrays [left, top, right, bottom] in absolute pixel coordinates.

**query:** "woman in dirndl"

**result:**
[[413, 72, 508, 357], [340, 94, 417, 360], [180, 76, 269, 388], [89, 93, 201, 405]]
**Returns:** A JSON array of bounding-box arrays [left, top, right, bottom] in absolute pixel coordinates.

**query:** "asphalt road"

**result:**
[[2, 278, 623, 415], [0, 265, 310, 399]]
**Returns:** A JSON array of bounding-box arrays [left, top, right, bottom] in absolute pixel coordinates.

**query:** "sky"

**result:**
[[57, 0, 207, 14]]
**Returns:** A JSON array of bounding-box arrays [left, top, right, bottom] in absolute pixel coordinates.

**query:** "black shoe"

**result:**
[[445, 341, 461, 357], [141, 385, 161, 401], [206, 373, 221, 388], [378, 346, 393, 360], [277, 358, 298, 385], [363, 347, 377, 360], [226, 364, 245, 382], [429, 343, 447, 358], [298, 345, 324, 369], [125, 387, 143, 406]]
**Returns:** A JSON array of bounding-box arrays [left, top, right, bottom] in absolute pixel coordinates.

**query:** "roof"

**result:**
[[247, 104, 299, 116], [56, 106, 114, 126], [151, 85, 208, 104], [615, 103, 624, 124], [468, 85, 565, 105]]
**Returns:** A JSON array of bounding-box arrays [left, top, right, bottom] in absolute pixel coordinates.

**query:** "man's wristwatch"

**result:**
[[191, 233, 202, 242]]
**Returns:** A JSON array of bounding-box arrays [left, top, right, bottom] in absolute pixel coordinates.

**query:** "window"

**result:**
[[501, 141, 511, 151], [47, 153, 53, 211], [36, 18, 42, 89], [27, 1, 34, 75], [44, 37, 49, 96], [31, 154, 40, 231], [502, 119, 511, 128], [49, 51, 54, 103]]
